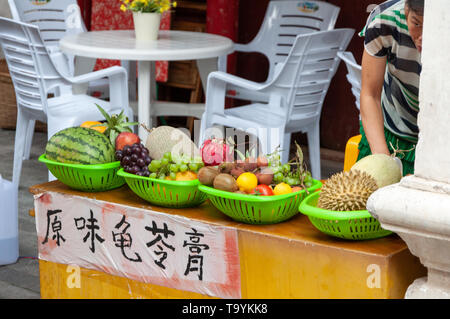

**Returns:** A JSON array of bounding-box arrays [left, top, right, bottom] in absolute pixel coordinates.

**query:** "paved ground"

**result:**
[[0, 128, 344, 299]]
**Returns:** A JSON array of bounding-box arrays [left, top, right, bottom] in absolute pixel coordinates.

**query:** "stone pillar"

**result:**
[[367, 0, 450, 299]]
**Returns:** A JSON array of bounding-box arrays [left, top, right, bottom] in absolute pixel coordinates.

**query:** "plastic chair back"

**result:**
[[337, 51, 361, 112], [267, 29, 354, 122], [0, 17, 67, 115], [8, 0, 86, 47], [246, 1, 340, 81]]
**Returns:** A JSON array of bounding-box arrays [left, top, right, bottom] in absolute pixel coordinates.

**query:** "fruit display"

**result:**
[[45, 127, 116, 165], [94, 103, 137, 146], [317, 170, 378, 211], [299, 153, 401, 240], [197, 141, 314, 197], [146, 151, 203, 181], [115, 142, 152, 177], [317, 154, 403, 213]]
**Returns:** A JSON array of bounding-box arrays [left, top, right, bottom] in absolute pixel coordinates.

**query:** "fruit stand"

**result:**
[[31, 181, 426, 299], [32, 108, 427, 299]]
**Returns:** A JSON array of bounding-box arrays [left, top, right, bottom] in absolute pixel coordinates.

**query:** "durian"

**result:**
[[318, 170, 378, 211]]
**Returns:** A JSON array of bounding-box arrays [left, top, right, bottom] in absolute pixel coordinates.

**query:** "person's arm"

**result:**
[[360, 49, 390, 156]]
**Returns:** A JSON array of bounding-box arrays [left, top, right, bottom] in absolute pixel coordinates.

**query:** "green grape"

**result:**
[[169, 164, 179, 173], [163, 152, 172, 161], [149, 172, 157, 179], [151, 159, 161, 169], [188, 163, 199, 172], [161, 157, 169, 166], [148, 163, 159, 173], [282, 164, 291, 173], [274, 173, 284, 183], [158, 174, 166, 180], [285, 177, 296, 186], [170, 172, 177, 180], [271, 166, 282, 174], [180, 164, 188, 172]]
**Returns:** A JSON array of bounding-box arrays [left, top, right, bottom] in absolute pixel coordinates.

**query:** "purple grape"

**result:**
[[141, 147, 149, 155], [121, 155, 131, 166], [137, 158, 145, 167], [143, 170, 150, 177], [131, 154, 139, 162], [136, 171, 144, 176], [144, 156, 152, 165], [124, 165, 132, 173], [115, 150, 123, 161], [130, 165, 140, 174], [123, 145, 132, 156]]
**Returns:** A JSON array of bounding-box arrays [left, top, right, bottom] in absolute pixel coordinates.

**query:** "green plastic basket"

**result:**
[[299, 191, 392, 240], [198, 179, 322, 224], [39, 154, 125, 192], [117, 168, 207, 208]]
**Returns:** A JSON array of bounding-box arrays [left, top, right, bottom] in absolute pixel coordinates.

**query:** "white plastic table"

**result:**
[[59, 30, 234, 140]]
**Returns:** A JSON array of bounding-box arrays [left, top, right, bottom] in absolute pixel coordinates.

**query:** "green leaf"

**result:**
[[110, 130, 119, 147], [95, 104, 111, 122]]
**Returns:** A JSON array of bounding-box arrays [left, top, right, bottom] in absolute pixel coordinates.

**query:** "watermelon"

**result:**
[[45, 127, 116, 164]]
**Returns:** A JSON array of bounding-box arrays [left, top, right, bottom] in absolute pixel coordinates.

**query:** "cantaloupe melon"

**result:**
[[145, 126, 200, 160]]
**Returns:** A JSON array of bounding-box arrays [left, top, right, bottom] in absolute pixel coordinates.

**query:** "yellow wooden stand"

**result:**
[[30, 181, 426, 299]]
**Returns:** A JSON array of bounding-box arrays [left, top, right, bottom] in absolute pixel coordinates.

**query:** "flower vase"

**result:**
[[133, 12, 161, 42]]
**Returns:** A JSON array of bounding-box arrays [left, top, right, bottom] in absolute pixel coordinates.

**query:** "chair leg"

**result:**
[[23, 119, 35, 160], [12, 109, 29, 186], [280, 132, 291, 164], [306, 122, 321, 180]]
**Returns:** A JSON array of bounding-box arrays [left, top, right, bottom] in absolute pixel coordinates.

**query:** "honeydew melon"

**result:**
[[350, 154, 402, 188]]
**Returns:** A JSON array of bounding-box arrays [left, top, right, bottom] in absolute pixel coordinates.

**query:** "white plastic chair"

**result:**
[[0, 17, 133, 186], [7, 0, 137, 102], [337, 51, 361, 115], [200, 28, 355, 180], [220, 0, 340, 102], [8, 0, 136, 159]]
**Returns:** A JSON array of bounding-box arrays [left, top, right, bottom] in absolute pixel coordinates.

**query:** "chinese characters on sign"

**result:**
[[34, 192, 241, 298]]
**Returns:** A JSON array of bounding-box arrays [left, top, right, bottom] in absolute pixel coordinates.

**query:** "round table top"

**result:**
[[59, 30, 234, 61]]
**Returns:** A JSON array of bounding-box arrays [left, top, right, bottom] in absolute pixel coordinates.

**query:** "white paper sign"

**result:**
[[34, 191, 241, 299]]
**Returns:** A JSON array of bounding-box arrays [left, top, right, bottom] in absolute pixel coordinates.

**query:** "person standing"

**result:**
[[358, 0, 424, 175]]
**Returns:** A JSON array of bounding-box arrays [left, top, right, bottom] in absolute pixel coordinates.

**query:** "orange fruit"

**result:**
[[175, 171, 197, 181], [273, 182, 292, 195], [236, 172, 258, 193], [80, 121, 107, 133]]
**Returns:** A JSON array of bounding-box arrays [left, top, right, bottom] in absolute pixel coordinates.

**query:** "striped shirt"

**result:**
[[360, 0, 422, 142]]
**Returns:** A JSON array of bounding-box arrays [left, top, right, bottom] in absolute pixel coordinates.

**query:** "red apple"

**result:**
[[115, 132, 140, 151]]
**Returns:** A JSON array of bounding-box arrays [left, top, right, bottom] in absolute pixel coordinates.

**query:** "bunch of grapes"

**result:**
[[147, 151, 204, 180], [266, 147, 313, 187], [116, 143, 152, 177]]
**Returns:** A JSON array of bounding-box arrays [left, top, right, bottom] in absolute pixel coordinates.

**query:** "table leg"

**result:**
[[73, 56, 97, 94], [138, 60, 151, 141], [196, 57, 219, 93]]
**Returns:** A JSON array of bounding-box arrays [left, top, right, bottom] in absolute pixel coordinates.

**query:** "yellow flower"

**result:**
[[173, 1, 177, 8], [120, 4, 127, 11]]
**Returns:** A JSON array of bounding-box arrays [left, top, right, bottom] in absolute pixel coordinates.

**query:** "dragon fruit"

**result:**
[[201, 138, 233, 166]]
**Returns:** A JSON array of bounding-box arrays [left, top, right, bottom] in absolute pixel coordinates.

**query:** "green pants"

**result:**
[[357, 123, 416, 176]]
